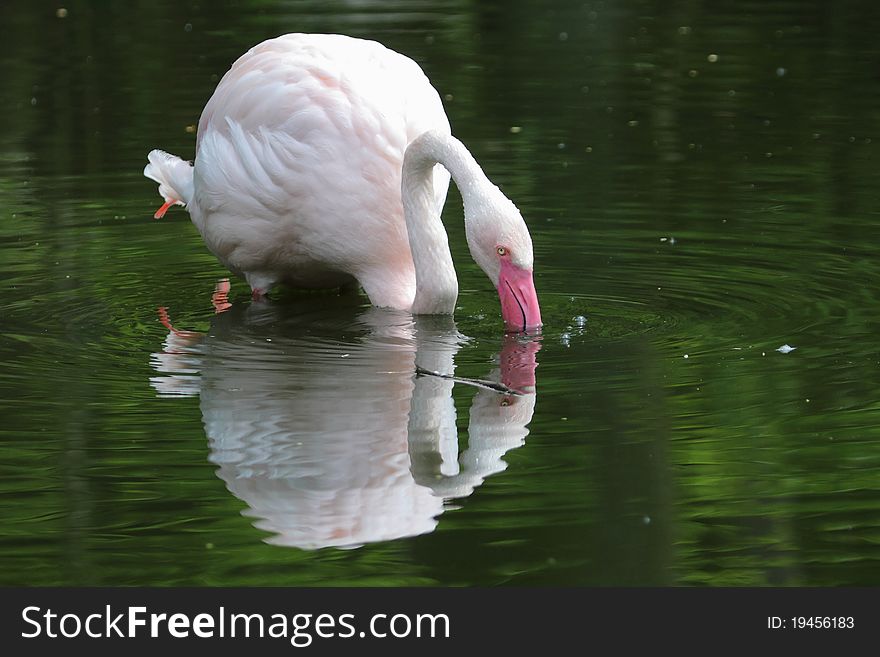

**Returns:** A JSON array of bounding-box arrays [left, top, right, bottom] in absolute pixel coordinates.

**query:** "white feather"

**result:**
[[144, 149, 194, 207]]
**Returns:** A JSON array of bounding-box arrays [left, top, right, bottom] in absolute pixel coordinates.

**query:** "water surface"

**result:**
[[1, 0, 879, 586]]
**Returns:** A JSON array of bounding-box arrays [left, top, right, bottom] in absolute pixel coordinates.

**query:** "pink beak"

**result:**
[[497, 259, 542, 332], [499, 335, 542, 391]]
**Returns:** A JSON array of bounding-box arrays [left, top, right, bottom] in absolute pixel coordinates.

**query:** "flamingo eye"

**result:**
[[496, 246, 507, 256]]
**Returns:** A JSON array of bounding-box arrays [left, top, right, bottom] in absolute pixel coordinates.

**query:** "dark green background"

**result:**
[[1, 0, 879, 585]]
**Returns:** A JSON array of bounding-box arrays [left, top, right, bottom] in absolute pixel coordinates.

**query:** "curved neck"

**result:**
[[402, 130, 493, 315]]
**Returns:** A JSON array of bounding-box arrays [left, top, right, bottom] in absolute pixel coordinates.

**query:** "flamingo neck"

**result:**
[[402, 130, 493, 315]]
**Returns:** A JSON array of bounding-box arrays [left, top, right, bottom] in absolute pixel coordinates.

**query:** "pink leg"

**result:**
[[245, 273, 274, 301], [153, 199, 178, 219], [212, 278, 232, 313], [157, 307, 203, 339]]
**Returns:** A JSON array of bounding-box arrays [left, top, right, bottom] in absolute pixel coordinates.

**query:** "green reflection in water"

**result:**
[[0, 0, 879, 586]]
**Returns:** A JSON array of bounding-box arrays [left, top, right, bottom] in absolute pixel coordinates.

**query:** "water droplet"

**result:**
[[56, 8, 68, 18], [573, 315, 587, 327], [557, 142, 566, 149], [677, 26, 691, 35], [707, 53, 718, 63], [444, 93, 454, 101], [688, 69, 699, 77], [509, 126, 522, 134], [642, 516, 652, 525], [184, 22, 192, 32], [558, 32, 569, 42], [683, 354, 689, 359], [776, 67, 787, 77], [628, 120, 639, 127], [776, 344, 796, 354]]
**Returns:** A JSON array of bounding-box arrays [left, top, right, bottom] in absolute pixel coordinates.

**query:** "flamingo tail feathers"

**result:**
[[144, 149, 194, 218]]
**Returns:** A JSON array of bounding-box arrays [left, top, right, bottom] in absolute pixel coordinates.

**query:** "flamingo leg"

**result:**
[[157, 307, 204, 340], [157, 279, 231, 345], [153, 199, 178, 219], [212, 278, 232, 313]]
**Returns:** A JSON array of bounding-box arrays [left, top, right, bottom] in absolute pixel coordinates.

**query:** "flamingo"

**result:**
[[144, 33, 541, 331]]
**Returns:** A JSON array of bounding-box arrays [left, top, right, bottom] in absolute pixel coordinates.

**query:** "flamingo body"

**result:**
[[145, 34, 542, 330]]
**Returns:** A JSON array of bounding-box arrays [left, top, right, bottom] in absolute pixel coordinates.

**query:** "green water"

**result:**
[[1, 1, 879, 586]]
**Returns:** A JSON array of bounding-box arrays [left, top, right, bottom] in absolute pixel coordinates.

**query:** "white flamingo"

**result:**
[[144, 33, 541, 331]]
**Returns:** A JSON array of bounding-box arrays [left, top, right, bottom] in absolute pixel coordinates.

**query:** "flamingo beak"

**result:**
[[497, 259, 542, 332]]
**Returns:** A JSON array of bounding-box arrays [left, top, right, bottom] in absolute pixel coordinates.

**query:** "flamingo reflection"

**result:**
[[150, 291, 539, 549]]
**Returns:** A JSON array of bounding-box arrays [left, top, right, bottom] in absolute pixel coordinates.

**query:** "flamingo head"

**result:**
[[465, 193, 542, 333]]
